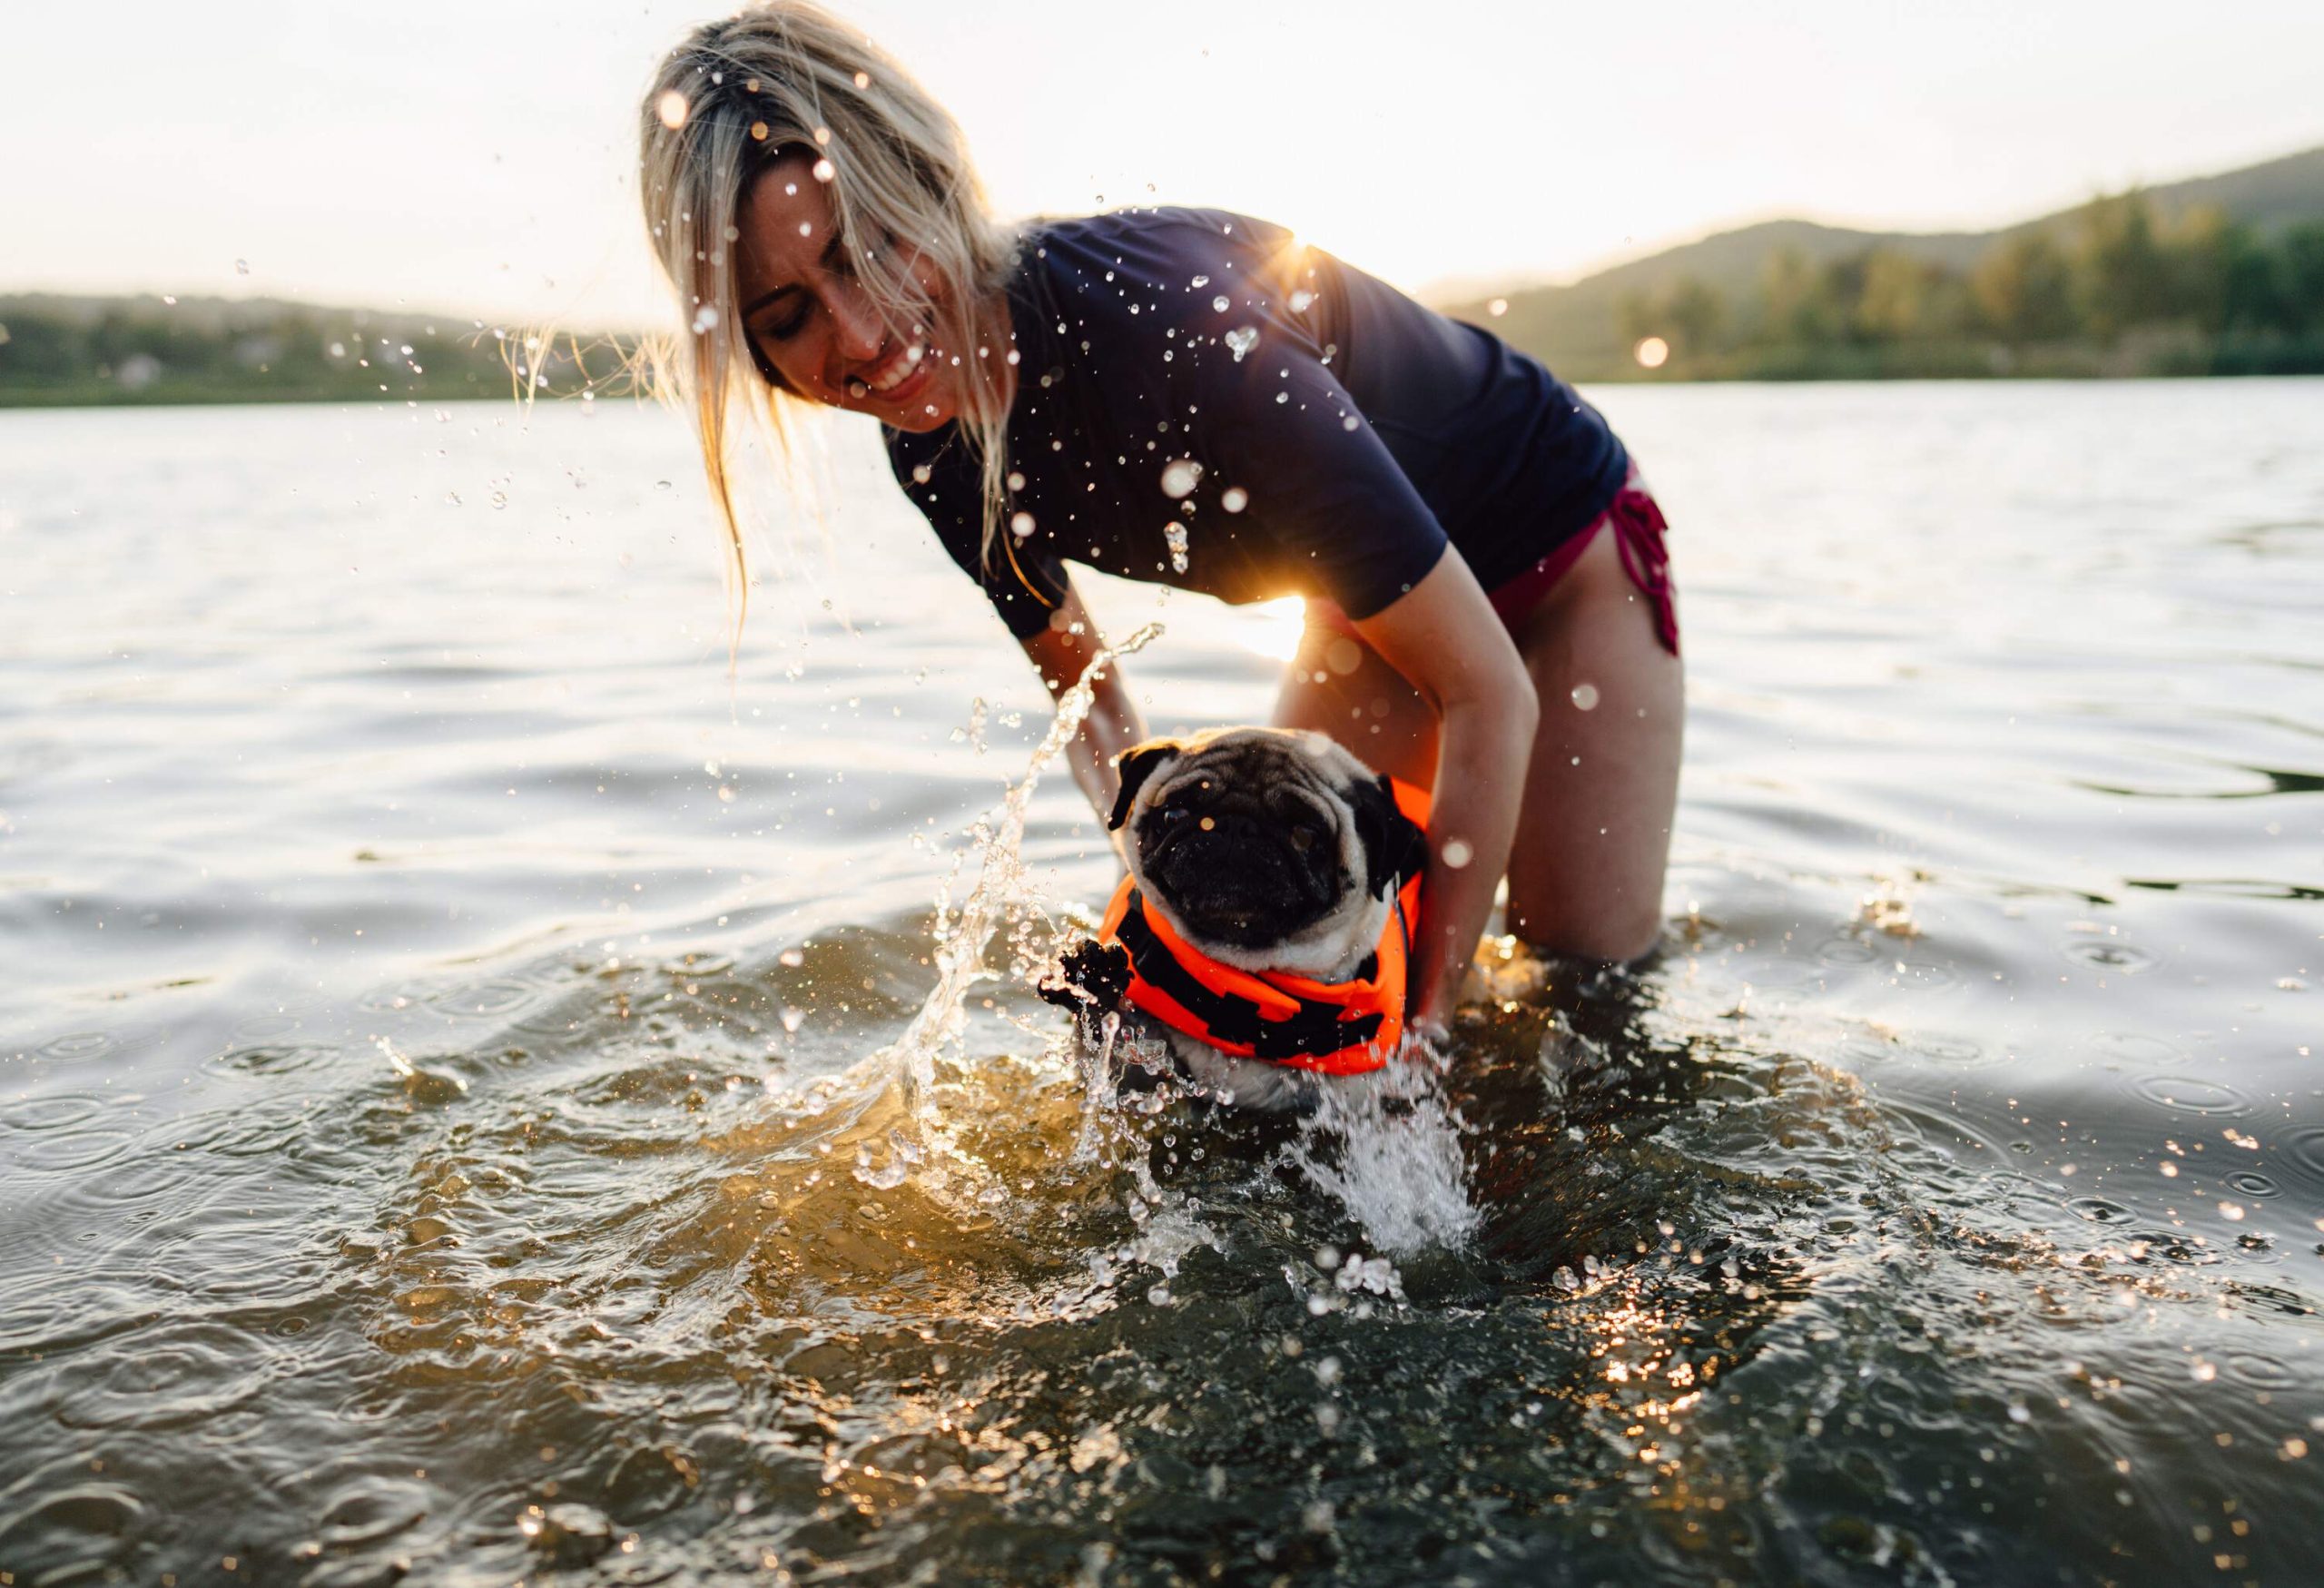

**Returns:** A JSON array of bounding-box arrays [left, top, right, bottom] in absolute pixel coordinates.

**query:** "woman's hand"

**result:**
[[1019, 580, 1149, 838], [1351, 549, 1540, 1031]]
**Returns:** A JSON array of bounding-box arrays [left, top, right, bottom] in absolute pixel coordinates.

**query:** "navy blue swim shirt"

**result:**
[[881, 208, 1629, 641]]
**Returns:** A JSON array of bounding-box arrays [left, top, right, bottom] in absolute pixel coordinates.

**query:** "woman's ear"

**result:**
[[1347, 773, 1427, 898], [1107, 741, 1182, 832]]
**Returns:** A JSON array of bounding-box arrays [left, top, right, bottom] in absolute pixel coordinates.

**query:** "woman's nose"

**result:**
[[823, 281, 885, 367]]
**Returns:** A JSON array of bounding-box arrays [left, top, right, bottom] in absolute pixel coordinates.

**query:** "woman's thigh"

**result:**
[[1271, 530, 1682, 962], [1503, 526, 1684, 961], [1271, 613, 1437, 785]]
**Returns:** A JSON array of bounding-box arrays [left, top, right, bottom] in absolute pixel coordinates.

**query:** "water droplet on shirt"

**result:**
[[1212, 294, 1230, 313], [1224, 327, 1258, 361], [1192, 274, 1210, 288]]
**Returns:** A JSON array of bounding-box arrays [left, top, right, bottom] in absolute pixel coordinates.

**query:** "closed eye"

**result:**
[[760, 302, 812, 343], [748, 230, 853, 346]]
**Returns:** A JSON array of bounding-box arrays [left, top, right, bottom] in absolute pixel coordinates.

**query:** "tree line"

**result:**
[[1616, 192, 2324, 379], [0, 298, 576, 407]]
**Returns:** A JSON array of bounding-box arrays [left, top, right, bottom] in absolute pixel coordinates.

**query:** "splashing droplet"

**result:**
[[656, 90, 688, 130], [1159, 459, 1203, 499], [1221, 487, 1248, 514], [1442, 838, 1474, 869], [1224, 327, 1258, 361], [1571, 682, 1600, 711]]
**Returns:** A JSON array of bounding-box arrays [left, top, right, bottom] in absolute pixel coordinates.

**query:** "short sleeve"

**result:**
[[884, 428, 1068, 640], [1176, 285, 1450, 620]]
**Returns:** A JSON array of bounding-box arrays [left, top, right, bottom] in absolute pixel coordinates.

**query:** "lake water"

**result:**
[[3, 380, 2319, 1585]]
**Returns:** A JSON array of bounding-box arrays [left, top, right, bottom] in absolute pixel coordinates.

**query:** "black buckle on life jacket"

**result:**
[[1111, 890, 1383, 1061]]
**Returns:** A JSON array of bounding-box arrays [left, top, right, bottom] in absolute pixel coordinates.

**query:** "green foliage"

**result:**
[[1972, 233, 2078, 343], [0, 296, 630, 409], [1600, 189, 2324, 380]]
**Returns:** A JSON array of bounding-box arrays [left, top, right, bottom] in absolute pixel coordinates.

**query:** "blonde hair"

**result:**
[[635, 2, 1018, 632]]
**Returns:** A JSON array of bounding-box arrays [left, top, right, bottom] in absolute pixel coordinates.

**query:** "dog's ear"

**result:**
[[1107, 740, 1181, 832], [1346, 773, 1427, 899]]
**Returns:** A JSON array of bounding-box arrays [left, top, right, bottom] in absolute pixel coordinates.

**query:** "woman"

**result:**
[[636, 3, 1682, 1032]]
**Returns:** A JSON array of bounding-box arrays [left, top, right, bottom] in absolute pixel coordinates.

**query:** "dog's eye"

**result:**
[[1160, 805, 1192, 824], [1290, 824, 1317, 853]]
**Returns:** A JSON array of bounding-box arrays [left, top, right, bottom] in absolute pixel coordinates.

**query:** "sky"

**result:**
[[4, 0, 2321, 328]]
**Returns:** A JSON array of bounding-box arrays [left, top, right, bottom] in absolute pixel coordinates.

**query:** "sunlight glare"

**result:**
[[1242, 596, 1306, 663]]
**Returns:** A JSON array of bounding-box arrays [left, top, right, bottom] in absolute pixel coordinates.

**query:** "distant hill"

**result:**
[[6, 144, 2322, 406], [1436, 144, 2324, 375]]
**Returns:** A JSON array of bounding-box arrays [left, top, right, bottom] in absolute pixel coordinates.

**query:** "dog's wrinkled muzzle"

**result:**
[[1146, 810, 1334, 949]]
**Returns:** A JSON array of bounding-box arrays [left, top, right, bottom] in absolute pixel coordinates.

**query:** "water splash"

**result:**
[[881, 623, 1163, 1125], [1287, 1038, 1480, 1255]]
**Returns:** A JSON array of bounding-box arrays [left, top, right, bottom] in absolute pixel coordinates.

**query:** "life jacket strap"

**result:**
[[1113, 890, 1384, 1060]]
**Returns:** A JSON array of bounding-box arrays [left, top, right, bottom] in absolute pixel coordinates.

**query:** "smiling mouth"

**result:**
[[845, 339, 927, 401]]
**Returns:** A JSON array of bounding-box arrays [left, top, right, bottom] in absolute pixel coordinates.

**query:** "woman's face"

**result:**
[[733, 149, 960, 431]]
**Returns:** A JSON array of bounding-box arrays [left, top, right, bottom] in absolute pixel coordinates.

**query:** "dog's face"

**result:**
[[1107, 727, 1425, 978]]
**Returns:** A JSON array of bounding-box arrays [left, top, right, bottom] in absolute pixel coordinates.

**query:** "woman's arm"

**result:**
[[1351, 547, 1540, 1031], [1019, 579, 1150, 831]]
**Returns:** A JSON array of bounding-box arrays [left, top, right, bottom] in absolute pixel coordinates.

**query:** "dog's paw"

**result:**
[[1037, 938, 1133, 1013]]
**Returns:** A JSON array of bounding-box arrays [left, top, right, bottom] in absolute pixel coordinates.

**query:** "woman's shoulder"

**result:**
[[1013, 207, 1296, 323]]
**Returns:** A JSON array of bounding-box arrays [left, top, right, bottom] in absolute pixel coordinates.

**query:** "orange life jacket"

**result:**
[[1096, 780, 1429, 1076]]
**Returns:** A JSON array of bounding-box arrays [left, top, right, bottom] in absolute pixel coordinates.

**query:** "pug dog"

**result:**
[[1046, 725, 1427, 1112]]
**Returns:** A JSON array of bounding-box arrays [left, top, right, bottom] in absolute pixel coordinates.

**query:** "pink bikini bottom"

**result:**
[[1314, 466, 1680, 657]]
